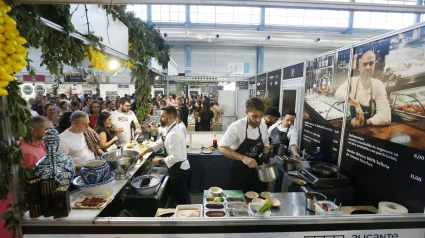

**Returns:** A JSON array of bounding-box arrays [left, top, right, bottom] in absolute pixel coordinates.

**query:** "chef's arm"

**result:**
[[218, 146, 247, 161], [135, 122, 141, 128], [368, 83, 391, 126], [263, 146, 270, 155]]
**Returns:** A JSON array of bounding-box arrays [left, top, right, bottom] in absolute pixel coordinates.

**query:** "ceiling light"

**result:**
[[109, 60, 120, 71]]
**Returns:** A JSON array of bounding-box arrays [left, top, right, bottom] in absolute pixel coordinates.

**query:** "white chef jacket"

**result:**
[[268, 121, 298, 148], [335, 77, 391, 126], [219, 116, 270, 151], [150, 122, 190, 170], [177, 121, 187, 138]]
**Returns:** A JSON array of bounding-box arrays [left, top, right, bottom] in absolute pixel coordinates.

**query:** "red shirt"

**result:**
[[19, 137, 47, 168], [89, 115, 98, 129]]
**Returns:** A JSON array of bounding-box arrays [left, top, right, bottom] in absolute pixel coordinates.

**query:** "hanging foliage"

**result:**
[[103, 5, 170, 122]]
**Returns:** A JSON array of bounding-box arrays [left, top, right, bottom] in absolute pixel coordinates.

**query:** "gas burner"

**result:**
[[299, 168, 349, 188]]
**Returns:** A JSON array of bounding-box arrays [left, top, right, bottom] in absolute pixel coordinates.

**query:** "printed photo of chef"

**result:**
[[340, 25, 425, 151]]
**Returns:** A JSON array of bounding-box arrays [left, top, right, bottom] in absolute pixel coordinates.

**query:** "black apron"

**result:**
[[349, 79, 376, 121], [269, 125, 290, 155], [161, 123, 191, 205], [229, 121, 266, 193]]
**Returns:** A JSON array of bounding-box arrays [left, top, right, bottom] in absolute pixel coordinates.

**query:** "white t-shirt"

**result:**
[[219, 116, 270, 151], [110, 110, 139, 146], [59, 129, 95, 166]]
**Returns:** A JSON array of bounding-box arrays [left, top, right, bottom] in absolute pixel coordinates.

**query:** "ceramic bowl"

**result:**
[[209, 186, 223, 196], [101, 149, 140, 176], [73, 171, 117, 195], [130, 175, 161, 196], [80, 160, 110, 185]]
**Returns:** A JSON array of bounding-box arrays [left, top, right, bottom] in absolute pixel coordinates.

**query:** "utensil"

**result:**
[[308, 161, 340, 178], [257, 163, 279, 182], [140, 166, 153, 187], [134, 133, 140, 142]]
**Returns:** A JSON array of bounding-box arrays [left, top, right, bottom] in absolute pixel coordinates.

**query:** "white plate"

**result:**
[[201, 150, 213, 154], [72, 195, 113, 209]]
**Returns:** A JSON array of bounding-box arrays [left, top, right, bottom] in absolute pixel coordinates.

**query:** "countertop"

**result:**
[[22, 150, 153, 223], [270, 192, 314, 216]]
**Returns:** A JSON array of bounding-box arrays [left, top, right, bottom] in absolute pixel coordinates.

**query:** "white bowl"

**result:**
[[260, 191, 274, 199], [245, 191, 259, 199], [72, 171, 116, 195], [252, 198, 265, 203], [248, 202, 272, 217], [209, 186, 223, 195], [131, 175, 161, 196]]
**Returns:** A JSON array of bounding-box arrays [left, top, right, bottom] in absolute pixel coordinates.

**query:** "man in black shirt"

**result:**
[[177, 96, 188, 128], [31, 94, 44, 116]]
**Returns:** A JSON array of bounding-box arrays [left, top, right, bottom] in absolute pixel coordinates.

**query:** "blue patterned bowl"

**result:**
[[130, 175, 161, 196], [80, 160, 110, 185], [73, 171, 117, 195]]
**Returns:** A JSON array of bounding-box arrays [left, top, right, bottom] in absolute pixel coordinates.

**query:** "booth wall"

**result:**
[[264, 47, 330, 72]]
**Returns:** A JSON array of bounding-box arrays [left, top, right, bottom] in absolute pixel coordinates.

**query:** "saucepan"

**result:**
[[257, 156, 306, 182]]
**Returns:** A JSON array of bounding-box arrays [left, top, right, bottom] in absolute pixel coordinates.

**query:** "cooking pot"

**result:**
[[301, 186, 326, 211], [257, 164, 279, 182]]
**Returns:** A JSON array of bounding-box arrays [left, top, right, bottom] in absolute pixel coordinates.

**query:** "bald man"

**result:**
[[336, 50, 391, 128]]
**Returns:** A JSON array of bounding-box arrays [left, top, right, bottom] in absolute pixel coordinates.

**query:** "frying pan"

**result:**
[[308, 161, 339, 178]]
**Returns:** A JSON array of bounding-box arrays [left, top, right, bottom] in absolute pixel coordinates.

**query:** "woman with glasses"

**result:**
[[89, 101, 101, 128]]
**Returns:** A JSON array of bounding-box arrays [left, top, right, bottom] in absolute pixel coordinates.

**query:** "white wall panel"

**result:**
[[263, 47, 330, 72], [169, 45, 185, 73]]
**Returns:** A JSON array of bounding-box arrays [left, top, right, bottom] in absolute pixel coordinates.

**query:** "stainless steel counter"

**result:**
[[270, 192, 314, 216]]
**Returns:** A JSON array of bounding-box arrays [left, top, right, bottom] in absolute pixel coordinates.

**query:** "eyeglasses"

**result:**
[[362, 61, 375, 67]]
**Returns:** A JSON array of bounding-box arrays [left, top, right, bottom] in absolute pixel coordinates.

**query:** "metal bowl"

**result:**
[[101, 149, 140, 179]]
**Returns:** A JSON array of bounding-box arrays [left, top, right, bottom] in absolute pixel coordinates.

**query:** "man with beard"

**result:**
[[110, 97, 141, 147], [336, 51, 391, 128], [268, 109, 300, 160], [218, 97, 270, 193], [262, 107, 281, 128], [138, 106, 191, 205], [31, 94, 44, 116]]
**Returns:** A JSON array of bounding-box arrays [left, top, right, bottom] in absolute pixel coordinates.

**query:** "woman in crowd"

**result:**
[[198, 100, 214, 131], [94, 111, 119, 151], [188, 94, 196, 114], [152, 98, 160, 109], [147, 103, 154, 120], [43, 102, 58, 128], [89, 101, 100, 128], [58, 101, 70, 117], [193, 99, 202, 131], [159, 99, 167, 108], [99, 101, 107, 111], [55, 111, 72, 134]]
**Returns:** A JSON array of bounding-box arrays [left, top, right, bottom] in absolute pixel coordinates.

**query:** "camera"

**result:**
[[314, 37, 320, 42], [163, 33, 168, 38], [216, 34, 220, 39]]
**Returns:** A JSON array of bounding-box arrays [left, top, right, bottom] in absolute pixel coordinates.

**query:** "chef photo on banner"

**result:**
[[336, 50, 391, 128]]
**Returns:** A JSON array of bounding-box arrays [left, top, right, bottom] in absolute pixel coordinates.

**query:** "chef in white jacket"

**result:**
[[138, 106, 191, 205], [335, 51, 391, 128]]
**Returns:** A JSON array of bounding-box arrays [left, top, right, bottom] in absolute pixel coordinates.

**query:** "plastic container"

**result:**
[[226, 202, 247, 210], [226, 196, 245, 202], [175, 204, 203, 218], [314, 201, 342, 216], [248, 202, 272, 217], [227, 209, 250, 217], [204, 209, 227, 218], [205, 197, 226, 203], [205, 202, 225, 210]]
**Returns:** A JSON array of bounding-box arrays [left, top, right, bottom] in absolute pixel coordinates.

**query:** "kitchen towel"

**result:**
[[378, 201, 408, 214]]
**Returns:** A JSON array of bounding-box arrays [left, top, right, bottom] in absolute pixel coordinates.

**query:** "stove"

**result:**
[[299, 168, 349, 188]]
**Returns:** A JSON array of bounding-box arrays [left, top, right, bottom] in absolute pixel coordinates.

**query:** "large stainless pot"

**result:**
[[257, 164, 279, 182], [300, 186, 327, 211], [101, 149, 140, 179]]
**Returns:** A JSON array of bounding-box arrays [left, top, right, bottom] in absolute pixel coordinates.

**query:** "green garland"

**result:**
[[103, 5, 170, 122], [0, 80, 31, 234]]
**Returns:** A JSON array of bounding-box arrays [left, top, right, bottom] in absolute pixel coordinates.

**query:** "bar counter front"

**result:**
[[21, 148, 425, 238]]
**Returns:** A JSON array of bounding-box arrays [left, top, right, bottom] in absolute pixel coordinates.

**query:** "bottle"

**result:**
[[213, 135, 217, 149], [314, 147, 322, 161]]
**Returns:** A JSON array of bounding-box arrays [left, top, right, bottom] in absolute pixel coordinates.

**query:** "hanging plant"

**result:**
[[103, 5, 171, 122]]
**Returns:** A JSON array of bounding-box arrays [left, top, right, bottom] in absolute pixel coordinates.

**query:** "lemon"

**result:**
[[4, 16, 16, 27], [16, 45, 26, 54], [13, 29, 19, 36], [6, 40, 16, 46], [3, 45, 14, 54], [16, 36, 26, 45], [0, 51, 6, 59], [0, 34, 5, 43], [12, 63, 21, 72], [0, 73, 13, 82], [6, 6, 11, 13], [0, 25, 4, 34], [0, 88, 8, 96], [0, 8, 6, 15], [4, 31, 15, 40], [20, 60, 27, 66], [3, 64, 12, 74], [0, 66, 5, 74], [5, 56, 13, 65], [11, 54, 22, 62], [0, 81, 9, 87], [0, 17, 4, 25]]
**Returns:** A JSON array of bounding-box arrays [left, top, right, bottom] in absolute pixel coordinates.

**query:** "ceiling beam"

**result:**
[[15, 0, 425, 13]]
